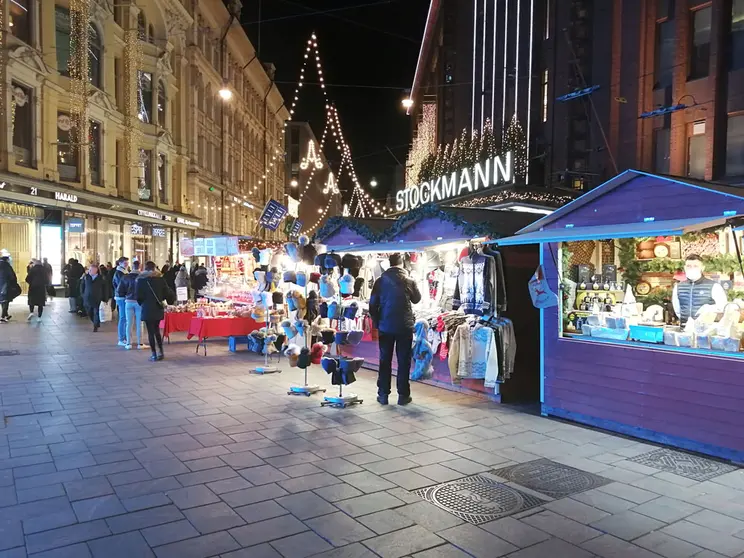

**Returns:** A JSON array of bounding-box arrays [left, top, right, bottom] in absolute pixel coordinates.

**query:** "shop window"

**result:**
[[157, 80, 166, 127], [89, 120, 102, 185], [57, 112, 78, 182], [157, 153, 167, 203], [137, 12, 146, 41], [9, 0, 32, 44], [687, 121, 706, 179], [689, 6, 711, 79], [55, 6, 71, 76], [652, 127, 670, 174], [138, 71, 153, 123], [654, 20, 674, 88], [88, 24, 102, 89], [726, 114, 744, 177], [11, 83, 33, 168], [138, 149, 152, 202], [733, 0, 744, 70], [148, 24, 155, 45]]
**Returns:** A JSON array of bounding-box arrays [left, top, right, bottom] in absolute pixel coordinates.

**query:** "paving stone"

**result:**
[[22, 507, 79, 535], [270, 531, 333, 558], [80, 460, 143, 479], [165, 485, 220, 510], [105, 505, 184, 534], [114, 477, 181, 500], [504, 537, 595, 558], [344, 452, 385, 466], [362, 524, 443, 558], [238, 465, 290, 486], [596, 482, 658, 504], [275, 491, 337, 519], [438, 523, 517, 558], [53, 452, 96, 471], [72, 495, 127, 522], [340, 471, 396, 494], [590, 510, 666, 541], [411, 543, 473, 558], [581, 534, 666, 558], [382, 469, 435, 491], [221, 483, 289, 507], [107, 469, 152, 487], [634, 531, 703, 558], [120, 493, 172, 512], [480, 516, 551, 548], [334, 492, 404, 518], [234, 500, 289, 523], [183, 502, 245, 534], [363, 458, 419, 476], [64, 477, 114, 502], [142, 459, 190, 479], [301, 542, 377, 558], [314, 458, 363, 476], [176, 466, 238, 487], [304, 512, 375, 547], [313, 483, 364, 503], [0, 519, 23, 551], [25, 520, 112, 554], [545, 497, 611, 524], [571, 488, 637, 514], [14, 470, 81, 491], [277, 472, 341, 493], [412, 464, 464, 483], [141, 519, 200, 547], [438, 458, 490, 475], [686, 509, 744, 535], [454, 448, 510, 467], [279, 464, 324, 478], [153, 531, 240, 558], [522, 510, 602, 545], [29, 543, 92, 558], [395, 501, 464, 532], [364, 444, 412, 460], [16, 483, 66, 503], [229, 514, 308, 547], [220, 451, 265, 469], [87, 531, 155, 558], [662, 521, 744, 557], [206, 477, 253, 495], [632, 497, 702, 523], [357, 509, 415, 534], [221, 543, 282, 558]]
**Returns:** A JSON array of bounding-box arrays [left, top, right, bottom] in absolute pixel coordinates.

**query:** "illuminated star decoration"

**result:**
[[300, 140, 323, 170], [322, 172, 339, 195]]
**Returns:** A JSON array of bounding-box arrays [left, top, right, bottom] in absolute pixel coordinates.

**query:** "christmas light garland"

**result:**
[[123, 25, 142, 170], [451, 190, 574, 208]]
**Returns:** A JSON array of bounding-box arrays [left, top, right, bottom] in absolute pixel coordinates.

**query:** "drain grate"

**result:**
[[491, 459, 611, 499], [0, 350, 19, 357], [414, 474, 547, 525], [628, 448, 738, 482]]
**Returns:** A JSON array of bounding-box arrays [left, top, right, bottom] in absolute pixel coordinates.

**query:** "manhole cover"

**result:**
[[628, 448, 738, 481], [491, 459, 611, 499], [0, 350, 19, 356], [414, 474, 546, 525]]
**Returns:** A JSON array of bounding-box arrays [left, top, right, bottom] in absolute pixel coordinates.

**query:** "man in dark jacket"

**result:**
[[0, 250, 19, 322], [64, 258, 84, 314], [42, 258, 53, 298], [25, 260, 48, 321], [369, 253, 422, 406], [136, 261, 175, 362], [81, 264, 105, 332], [192, 265, 208, 300], [118, 260, 144, 349], [112, 257, 129, 346]]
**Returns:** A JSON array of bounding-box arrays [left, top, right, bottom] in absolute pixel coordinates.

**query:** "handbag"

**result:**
[[146, 280, 166, 308]]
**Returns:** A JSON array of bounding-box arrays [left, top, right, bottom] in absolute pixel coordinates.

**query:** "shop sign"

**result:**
[[0, 201, 38, 218], [138, 209, 163, 220], [152, 227, 166, 238], [131, 223, 144, 235], [54, 191, 78, 203], [66, 217, 85, 233], [176, 217, 200, 227], [259, 199, 288, 231], [291, 219, 303, 236], [395, 151, 513, 212]]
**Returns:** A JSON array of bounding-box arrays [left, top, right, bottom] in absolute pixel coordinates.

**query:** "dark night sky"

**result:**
[[240, 0, 430, 202]]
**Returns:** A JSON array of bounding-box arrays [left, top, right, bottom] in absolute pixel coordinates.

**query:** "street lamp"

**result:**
[[401, 98, 414, 110], [219, 86, 233, 101], [290, 179, 298, 187], [370, 178, 378, 188]]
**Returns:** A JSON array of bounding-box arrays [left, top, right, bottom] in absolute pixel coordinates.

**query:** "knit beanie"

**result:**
[[319, 301, 328, 319], [321, 356, 338, 374], [283, 271, 297, 284], [285, 242, 299, 263], [259, 248, 273, 266], [347, 329, 363, 346], [310, 342, 326, 364], [295, 319, 308, 338], [301, 242, 318, 266], [251, 247, 261, 262], [320, 328, 336, 345], [272, 291, 284, 306], [285, 344, 301, 367], [281, 319, 298, 339], [319, 275, 336, 298], [310, 272, 321, 284], [262, 334, 278, 355], [342, 301, 359, 320], [339, 271, 355, 295], [327, 301, 341, 320], [297, 347, 311, 368], [251, 304, 267, 322], [296, 272, 307, 287]]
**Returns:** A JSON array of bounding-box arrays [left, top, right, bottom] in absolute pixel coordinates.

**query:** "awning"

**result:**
[[490, 216, 740, 246], [325, 237, 474, 253]]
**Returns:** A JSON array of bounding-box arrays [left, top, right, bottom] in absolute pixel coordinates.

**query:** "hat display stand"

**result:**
[[251, 293, 280, 375], [321, 312, 362, 408], [289, 267, 325, 396]]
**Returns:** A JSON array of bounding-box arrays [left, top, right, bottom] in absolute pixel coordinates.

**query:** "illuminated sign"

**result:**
[[176, 217, 200, 227], [66, 217, 85, 232], [138, 209, 163, 220], [395, 152, 513, 212], [152, 227, 166, 237], [54, 191, 78, 203], [131, 224, 144, 235]]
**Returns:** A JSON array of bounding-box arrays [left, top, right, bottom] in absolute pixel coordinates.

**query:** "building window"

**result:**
[[542, 70, 549, 122], [687, 120, 706, 179], [9, 0, 32, 44], [158, 153, 167, 203], [138, 71, 153, 123], [89, 120, 102, 185], [726, 114, 744, 177], [137, 12, 146, 41], [57, 113, 79, 182], [115, 140, 122, 191], [157, 80, 166, 127], [652, 127, 670, 174], [55, 6, 71, 76], [138, 149, 152, 201], [11, 83, 33, 167], [113, 5, 122, 26], [689, 7, 711, 79], [88, 24, 102, 88], [654, 20, 674, 88], [148, 25, 155, 45], [733, 0, 744, 70]]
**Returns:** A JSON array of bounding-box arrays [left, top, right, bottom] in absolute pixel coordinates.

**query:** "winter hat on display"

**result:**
[[296, 272, 307, 287], [259, 248, 273, 266], [342, 302, 359, 320], [285, 242, 300, 263], [251, 304, 267, 322], [334, 331, 349, 346], [346, 329, 364, 346], [254, 270, 267, 291], [281, 320, 298, 340], [353, 277, 365, 297], [339, 271, 354, 295], [297, 347, 311, 368], [285, 344, 301, 367], [272, 291, 284, 306], [262, 334, 278, 355], [298, 235, 310, 247], [310, 272, 321, 284], [319, 301, 328, 319], [314, 254, 324, 268], [283, 271, 297, 284], [251, 247, 261, 262], [310, 317, 328, 337], [310, 342, 326, 364], [248, 331, 264, 353], [327, 301, 341, 320], [306, 291, 319, 322], [324, 255, 337, 270], [295, 319, 309, 338], [287, 291, 307, 318], [319, 275, 336, 298], [320, 328, 336, 346]]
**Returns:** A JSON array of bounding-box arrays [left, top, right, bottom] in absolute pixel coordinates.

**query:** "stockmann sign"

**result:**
[[395, 151, 513, 212]]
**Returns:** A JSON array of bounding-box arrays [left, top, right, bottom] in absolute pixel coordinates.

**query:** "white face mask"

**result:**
[[685, 269, 702, 282]]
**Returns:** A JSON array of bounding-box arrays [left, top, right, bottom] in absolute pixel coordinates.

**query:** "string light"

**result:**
[[123, 23, 142, 170], [405, 103, 436, 186], [452, 190, 574, 208], [322, 171, 339, 195], [69, 0, 90, 151], [299, 139, 323, 170]]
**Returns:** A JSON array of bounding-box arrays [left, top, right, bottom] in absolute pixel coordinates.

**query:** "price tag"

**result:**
[[176, 287, 188, 302]]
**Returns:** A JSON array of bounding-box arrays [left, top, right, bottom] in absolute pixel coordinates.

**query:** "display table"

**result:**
[[186, 316, 262, 355], [161, 312, 196, 341]]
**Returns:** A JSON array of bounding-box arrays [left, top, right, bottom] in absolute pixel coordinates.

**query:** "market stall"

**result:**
[[496, 170, 744, 462], [314, 206, 544, 402]]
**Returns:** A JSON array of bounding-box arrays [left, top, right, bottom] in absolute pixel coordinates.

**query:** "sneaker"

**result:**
[[93, 325, 99, 332], [149, 354, 158, 362], [117, 341, 127, 347], [0, 317, 7, 323], [397, 396, 413, 406], [125, 344, 132, 350], [26, 313, 34, 321], [376, 395, 389, 406], [157, 354, 164, 361], [139, 344, 148, 350], [37, 316, 42, 322]]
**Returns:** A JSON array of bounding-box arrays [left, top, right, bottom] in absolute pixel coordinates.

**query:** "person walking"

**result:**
[[81, 264, 104, 332], [25, 259, 47, 321], [42, 258, 54, 299], [175, 265, 190, 300], [0, 249, 19, 323], [192, 264, 208, 300], [112, 257, 129, 346], [64, 258, 84, 314], [369, 253, 422, 406], [118, 260, 146, 350], [136, 261, 175, 362]]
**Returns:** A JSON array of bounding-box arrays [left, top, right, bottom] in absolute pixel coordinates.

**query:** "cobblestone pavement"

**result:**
[[1, 298, 743, 558]]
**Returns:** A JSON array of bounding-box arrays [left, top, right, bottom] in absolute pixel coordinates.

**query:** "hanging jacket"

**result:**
[[411, 319, 434, 381], [448, 322, 473, 381], [472, 324, 500, 389], [453, 253, 495, 316]]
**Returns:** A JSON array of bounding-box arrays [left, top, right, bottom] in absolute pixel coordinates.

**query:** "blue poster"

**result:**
[[66, 217, 85, 233], [291, 219, 303, 236], [259, 199, 289, 231]]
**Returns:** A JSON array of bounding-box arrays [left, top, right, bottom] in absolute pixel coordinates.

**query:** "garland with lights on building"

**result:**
[[451, 190, 574, 209], [503, 114, 527, 179]]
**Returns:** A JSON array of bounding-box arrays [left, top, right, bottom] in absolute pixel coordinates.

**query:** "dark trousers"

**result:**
[[377, 332, 413, 397], [87, 305, 100, 328], [29, 305, 43, 317], [1, 301, 9, 318], [144, 320, 163, 355]]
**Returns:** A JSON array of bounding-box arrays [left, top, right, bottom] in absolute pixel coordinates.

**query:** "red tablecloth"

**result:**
[[160, 312, 196, 339], [186, 317, 262, 342]]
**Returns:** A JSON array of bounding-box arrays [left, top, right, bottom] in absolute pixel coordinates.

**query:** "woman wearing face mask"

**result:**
[[672, 254, 727, 325], [81, 264, 105, 332]]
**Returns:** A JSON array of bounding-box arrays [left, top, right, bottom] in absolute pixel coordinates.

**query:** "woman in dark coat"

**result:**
[[136, 261, 175, 361], [81, 264, 105, 332], [25, 260, 48, 321]]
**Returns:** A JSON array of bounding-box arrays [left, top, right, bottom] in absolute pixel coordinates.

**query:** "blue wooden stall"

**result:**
[[497, 170, 744, 462]]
